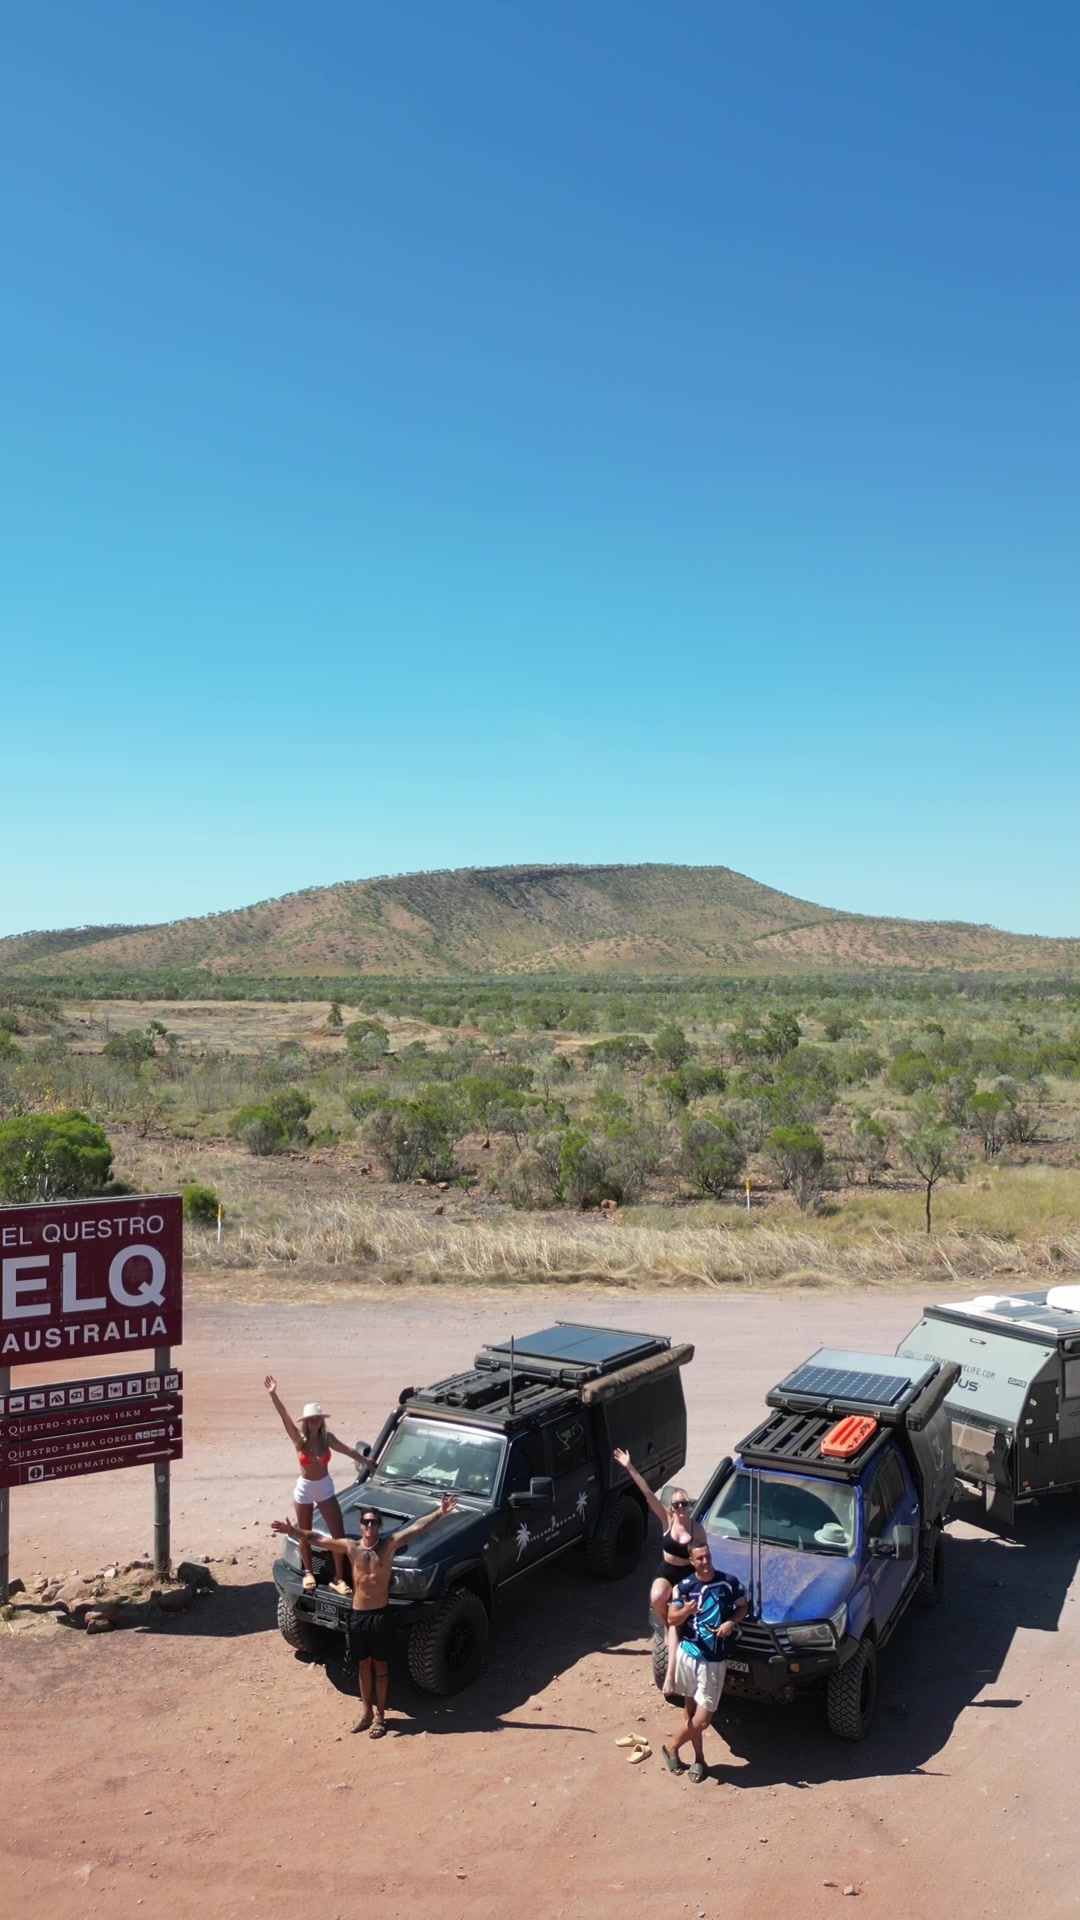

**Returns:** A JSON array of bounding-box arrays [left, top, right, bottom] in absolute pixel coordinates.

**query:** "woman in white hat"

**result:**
[[264, 1376, 369, 1595]]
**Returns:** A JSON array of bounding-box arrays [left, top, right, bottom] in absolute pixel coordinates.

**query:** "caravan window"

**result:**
[[1064, 1358, 1080, 1400]]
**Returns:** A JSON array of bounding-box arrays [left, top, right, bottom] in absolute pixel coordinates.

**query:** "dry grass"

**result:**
[[117, 1133, 1080, 1294]]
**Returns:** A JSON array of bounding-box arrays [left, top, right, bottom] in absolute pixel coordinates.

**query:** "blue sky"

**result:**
[[3, 2, 1078, 940]]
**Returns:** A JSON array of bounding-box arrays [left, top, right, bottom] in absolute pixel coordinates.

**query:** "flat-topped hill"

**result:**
[[1, 864, 1077, 980]]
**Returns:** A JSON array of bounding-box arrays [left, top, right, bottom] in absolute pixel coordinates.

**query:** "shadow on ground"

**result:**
[[301, 1498, 1080, 1780]]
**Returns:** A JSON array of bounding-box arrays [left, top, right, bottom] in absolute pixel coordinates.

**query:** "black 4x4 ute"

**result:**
[[273, 1321, 691, 1694]]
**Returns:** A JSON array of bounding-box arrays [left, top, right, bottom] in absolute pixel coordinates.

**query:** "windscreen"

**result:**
[[378, 1417, 504, 1497], [704, 1469, 856, 1555]]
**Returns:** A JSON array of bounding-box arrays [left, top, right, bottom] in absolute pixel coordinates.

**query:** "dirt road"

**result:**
[[3, 1287, 1078, 1920]]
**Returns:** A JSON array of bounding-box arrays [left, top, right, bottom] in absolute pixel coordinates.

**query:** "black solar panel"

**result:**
[[487, 1324, 659, 1369], [781, 1362, 910, 1407]]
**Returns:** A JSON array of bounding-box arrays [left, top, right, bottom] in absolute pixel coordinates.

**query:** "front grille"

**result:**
[[733, 1618, 792, 1657]]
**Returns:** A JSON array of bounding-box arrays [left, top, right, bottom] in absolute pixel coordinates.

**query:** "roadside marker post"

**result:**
[[745, 1176, 752, 1212], [0, 1195, 183, 1601]]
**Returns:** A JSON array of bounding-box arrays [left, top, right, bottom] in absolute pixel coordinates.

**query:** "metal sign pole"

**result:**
[[153, 1345, 171, 1579], [0, 1366, 9, 1604]]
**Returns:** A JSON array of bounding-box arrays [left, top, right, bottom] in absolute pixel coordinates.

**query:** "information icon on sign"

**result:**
[[29, 1465, 44, 1481]]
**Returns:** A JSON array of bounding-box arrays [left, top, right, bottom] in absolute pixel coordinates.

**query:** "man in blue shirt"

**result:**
[[662, 1542, 748, 1783]]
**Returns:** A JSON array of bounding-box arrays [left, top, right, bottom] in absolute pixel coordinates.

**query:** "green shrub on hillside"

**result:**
[[0, 1110, 113, 1202], [182, 1182, 222, 1227], [231, 1088, 313, 1155]]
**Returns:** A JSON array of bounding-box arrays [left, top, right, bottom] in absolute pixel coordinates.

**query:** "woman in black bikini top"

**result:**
[[613, 1448, 705, 1696]]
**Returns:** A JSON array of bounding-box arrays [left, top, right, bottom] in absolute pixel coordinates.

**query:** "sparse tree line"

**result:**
[[0, 981, 1078, 1233]]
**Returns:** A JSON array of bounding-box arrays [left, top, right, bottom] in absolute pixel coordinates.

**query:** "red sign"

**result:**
[[1, 1425, 183, 1488], [0, 1196, 182, 1364]]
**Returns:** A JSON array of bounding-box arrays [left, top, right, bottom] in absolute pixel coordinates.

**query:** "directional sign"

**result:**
[[0, 1370, 182, 1420], [1, 1420, 183, 1488], [1, 1396, 182, 1445]]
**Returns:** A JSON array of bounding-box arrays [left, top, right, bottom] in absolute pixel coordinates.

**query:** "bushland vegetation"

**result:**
[[0, 971, 1079, 1275]]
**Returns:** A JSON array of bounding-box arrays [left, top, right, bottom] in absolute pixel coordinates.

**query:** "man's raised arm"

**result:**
[[389, 1494, 458, 1554]]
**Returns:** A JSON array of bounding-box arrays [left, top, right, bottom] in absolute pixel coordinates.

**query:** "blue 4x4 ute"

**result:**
[[655, 1349, 958, 1740]]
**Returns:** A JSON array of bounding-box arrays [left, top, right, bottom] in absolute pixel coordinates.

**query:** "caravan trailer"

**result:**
[[898, 1286, 1080, 1523]]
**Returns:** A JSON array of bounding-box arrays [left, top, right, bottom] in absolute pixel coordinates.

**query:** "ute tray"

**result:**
[[738, 1406, 890, 1482]]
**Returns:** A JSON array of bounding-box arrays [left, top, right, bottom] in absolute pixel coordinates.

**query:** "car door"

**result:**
[[545, 1408, 603, 1549], [863, 1448, 917, 1627], [495, 1430, 555, 1582]]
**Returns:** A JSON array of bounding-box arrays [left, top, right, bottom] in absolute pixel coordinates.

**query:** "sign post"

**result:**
[[0, 1364, 9, 1603], [154, 1342, 171, 1578], [0, 1195, 183, 1601]]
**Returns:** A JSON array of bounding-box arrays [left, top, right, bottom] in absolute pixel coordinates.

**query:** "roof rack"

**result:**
[[738, 1406, 889, 1481]]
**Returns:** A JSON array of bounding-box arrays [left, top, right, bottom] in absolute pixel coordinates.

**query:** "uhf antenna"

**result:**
[[508, 1334, 516, 1417]]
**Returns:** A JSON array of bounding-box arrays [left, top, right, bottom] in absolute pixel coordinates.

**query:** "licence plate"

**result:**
[[314, 1595, 343, 1628], [726, 1659, 749, 1673]]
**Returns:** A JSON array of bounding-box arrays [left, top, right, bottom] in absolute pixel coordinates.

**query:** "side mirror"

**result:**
[[509, 1476, 555, 1511], [355, 1442, 372, 1481]]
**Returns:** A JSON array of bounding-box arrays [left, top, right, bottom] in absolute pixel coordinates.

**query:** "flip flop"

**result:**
[[628, 1744, 652, 1764], [615, 1734, 647, 1748], [662, 1746, 687, 1776], [687, 1761, 709, 1784], [329, 1580, 351, 1596]]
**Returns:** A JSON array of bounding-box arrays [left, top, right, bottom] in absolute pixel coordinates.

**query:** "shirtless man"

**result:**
[[273, 1495, 459, 1738]]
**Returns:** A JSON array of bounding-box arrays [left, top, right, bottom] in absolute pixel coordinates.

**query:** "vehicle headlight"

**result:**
[[786, 1603, 847, 1651], [785, 1621, 838, 1649], [390, 1564, 437, 1598]]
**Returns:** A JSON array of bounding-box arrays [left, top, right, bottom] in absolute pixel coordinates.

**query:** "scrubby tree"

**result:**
[[680, 1116, 746, 1199], [652, 1025, 692, 1071], [0, 1110, 113, 1202], [760, 1011, 801, 1062], [231, 1088, 313, 1156], [900, 1119, 965, 1234], [969, 1089, 1008, 1160], [766, 1124, 827, 1211]]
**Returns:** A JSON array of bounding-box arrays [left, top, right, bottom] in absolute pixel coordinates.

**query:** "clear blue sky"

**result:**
[[3, 2, 1078, 940]]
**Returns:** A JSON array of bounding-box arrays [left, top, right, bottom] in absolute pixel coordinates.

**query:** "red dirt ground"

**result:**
[[2, 1288, 1078, 1920]]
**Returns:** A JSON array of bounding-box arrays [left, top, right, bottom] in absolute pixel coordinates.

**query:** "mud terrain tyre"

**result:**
[[277, 1592, 326, 1656], [587, 1494, 646, 1580], [407, 1587, 489, 1696], [652, 1619, 684, 1705], [914, 1526, 945, 1607], [826, 1636, 878, 1741]]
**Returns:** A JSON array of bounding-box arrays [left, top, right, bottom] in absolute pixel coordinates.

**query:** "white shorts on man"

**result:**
[[673, 1641, 726, 1714]]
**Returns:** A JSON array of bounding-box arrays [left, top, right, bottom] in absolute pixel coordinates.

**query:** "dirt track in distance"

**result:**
[[3, 1288, 1078, 1920]]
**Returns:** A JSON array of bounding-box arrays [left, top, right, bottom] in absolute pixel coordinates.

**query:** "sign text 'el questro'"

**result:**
[[0, 1197, 183, 1361]]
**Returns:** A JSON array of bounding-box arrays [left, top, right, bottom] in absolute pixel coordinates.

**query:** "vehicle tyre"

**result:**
[[586, 1493, 646, 1580], [277, 1592, 326, 1656], [651, 1619, 684, 1706], [407, 1587, 489, 1696], [914, 1526, 945, 1607], [826, 1636, 878, 1741]]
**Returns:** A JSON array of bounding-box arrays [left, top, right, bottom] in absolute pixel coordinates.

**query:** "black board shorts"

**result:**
[[347, 1608, 393, 1663]]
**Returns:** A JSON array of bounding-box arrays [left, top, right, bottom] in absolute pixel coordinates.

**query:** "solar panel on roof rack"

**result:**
[[781, 1362, 910, 1407], [486, 1325, 658, 1369]]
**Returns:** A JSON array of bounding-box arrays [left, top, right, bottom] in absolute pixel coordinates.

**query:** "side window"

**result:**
[[1064, 1358, 1080, 1399], [548, 1414, 590, 1477], [865, 1453, 906, 1535], [504, 1432, 546, 1497]]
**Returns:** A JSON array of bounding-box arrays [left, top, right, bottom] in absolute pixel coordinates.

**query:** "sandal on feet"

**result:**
[[661, 1746, 687, 1776], [301, 1572, 316, 1593], [687, 1761, 708, 1784], [353, 1711, 373, 1734], [369, 1715, 388, 1740], [330, 1580, 350, 1596]]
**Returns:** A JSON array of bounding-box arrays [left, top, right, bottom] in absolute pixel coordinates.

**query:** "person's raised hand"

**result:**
[[613, 1447, 630, 1469], [264, 1374, 277, 1395], [440, 1494, 459, 1515]]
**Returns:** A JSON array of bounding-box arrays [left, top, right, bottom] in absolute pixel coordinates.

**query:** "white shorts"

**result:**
[[673, 1644, 726, 1714], [293, 1474, 335, 1507]]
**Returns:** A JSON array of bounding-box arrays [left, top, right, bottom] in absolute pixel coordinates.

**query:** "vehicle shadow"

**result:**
[[704, 1496, 1080, 1789], [315, 1542, 656, 1735]]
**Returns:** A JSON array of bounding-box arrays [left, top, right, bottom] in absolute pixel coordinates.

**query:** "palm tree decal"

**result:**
[[575, 1490, 588, 1519], [515, 1522, 531, 1560]]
